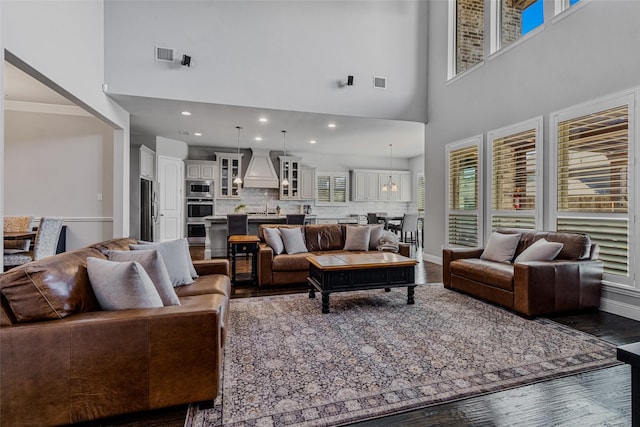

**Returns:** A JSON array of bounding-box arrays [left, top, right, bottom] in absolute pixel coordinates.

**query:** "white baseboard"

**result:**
[[422, 253, 442, 265], [600, 297, 640, 321]]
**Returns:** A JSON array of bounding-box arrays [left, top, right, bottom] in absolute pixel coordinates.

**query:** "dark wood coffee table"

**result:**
[[307, 252, 417, 313]]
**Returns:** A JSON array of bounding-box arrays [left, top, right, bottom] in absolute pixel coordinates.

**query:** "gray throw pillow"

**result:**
[[130, 239, 195, 287], [137, 238, 198, 279], [87, 257, 163, 310], [514, 238, 564, 263], [369, 224, 384, 250], [263, 227, 285, 255], [480, 232, 522, 263], [280, 227, 308, 254], [106, 249, 180, 306], [344, 225, 371, 251]]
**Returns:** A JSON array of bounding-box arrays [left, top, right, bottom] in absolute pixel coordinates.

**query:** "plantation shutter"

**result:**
[[447, 142, 480, 247], [333, 175, 347, 203], [491, 127, 538, 230], [417, 174, 425, 212], [555, 104, 630, 278], [316, 175, 331, 203]]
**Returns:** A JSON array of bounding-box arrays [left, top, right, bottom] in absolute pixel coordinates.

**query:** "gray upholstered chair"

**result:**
[[399, 213, 419, 247], [4, 216, 34, 252], [4, 217, 64, 269]]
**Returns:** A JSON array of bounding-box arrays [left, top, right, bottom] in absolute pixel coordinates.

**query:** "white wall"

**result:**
[[4, 110, 114, 249], [2, 0, 131, 237], [156, 136, 189, 159], [424, 0, 640, 318], [103, 0, 428, 122]]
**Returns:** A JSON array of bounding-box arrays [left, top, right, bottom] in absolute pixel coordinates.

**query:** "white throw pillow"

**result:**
[[87, 257, 163, 310], [344, 225, 371, 251], [368, 224, 384, 250], [280, 227, 308, 254], [136, 238, 198, 279], [130, 239, 195, 287], [263, 228, 285, 255], [514, 238, 564, 263], [106, 249, 180, 306], [480, 232, 522, 263]]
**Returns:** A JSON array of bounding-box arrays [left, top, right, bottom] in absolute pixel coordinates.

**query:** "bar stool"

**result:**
[[226, 214, 248, 258], [286, 214, 306, 225]]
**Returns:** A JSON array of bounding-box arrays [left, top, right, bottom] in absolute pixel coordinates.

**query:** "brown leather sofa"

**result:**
[[0, 238, 231, 427], [442, 229, 603, 317], [257, 224, 410, 287]]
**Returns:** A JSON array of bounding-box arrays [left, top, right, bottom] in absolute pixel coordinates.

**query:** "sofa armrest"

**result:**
[[193, 258, 230, 276], [1, 299, 225, 425], [513, 260, 603, 317], [257, 243, 274, 287], [442, 247, 485, 286]]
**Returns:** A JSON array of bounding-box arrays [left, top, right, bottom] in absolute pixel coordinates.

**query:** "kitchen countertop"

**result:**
[[203, 215, 317, 224]]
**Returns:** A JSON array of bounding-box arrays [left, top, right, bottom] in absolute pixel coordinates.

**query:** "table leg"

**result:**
[[321, 293, 330, 313], [309, 284, 316, 299], [407, 286, 415, 305], [231, 244, 237, 284], [632, 366, 639, 427]]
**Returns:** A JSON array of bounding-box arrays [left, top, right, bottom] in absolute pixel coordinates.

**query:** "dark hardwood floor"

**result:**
[[74, 250, 638, 427]]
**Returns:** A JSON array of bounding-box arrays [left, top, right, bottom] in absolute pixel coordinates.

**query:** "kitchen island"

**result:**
[[203, 215, 317, 258]]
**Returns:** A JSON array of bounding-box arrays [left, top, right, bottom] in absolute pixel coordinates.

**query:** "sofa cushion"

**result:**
[[135, 238, 198, 278], [305, 224, 344, 251], [258, 224, 303, 242], [514, 238, 563, 263], [263, 227, 285, 255], [87, 257, 164, 310], [369, 224, 385, 250], [0, 247, 104, 322], [90, 237, 138, 252], [450, 258, 515, 291], [175, 274, 232, 298], [106, 249, 180, 306], [130, 239, 195, 287], [280, 227, 308, 254], [344, 225, 371, 251], [545, 232, 591, 260], [272, 252, 311, 271], [481, 232, 521, 263]]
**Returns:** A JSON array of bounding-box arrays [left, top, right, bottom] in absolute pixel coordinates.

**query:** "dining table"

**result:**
[[4, 231, 37, 240]]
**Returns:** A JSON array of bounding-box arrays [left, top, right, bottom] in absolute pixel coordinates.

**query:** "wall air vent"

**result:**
[[178, 130, 190, 136], [373, 76, 387, 89], [155, 46, 175, 62]]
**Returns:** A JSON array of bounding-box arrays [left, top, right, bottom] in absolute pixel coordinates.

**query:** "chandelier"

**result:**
[[381, 143, 397, 192]]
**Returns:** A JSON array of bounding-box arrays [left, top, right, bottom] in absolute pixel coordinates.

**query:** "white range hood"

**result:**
[[242, 148, 280, 188]]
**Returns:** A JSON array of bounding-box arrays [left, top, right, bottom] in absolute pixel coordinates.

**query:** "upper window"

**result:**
[[452, 0, 485, 76], [495, 0, 543, 53], [555, 0, 581, 15]]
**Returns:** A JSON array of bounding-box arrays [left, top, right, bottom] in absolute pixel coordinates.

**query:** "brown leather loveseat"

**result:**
[[0, 238, 231, 427], [257, 223, 410, 287], [442, 228, 603, 317]]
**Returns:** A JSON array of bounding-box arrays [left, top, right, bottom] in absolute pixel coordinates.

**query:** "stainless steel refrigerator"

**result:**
[[140, 178, 158, 242]]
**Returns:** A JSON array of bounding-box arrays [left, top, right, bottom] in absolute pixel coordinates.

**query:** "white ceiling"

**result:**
[[4, 62, 425, 159]]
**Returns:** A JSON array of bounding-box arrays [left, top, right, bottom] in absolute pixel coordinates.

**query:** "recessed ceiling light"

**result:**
[[309, 140, 317, 144], [194, 132, 202, 136], [259, 117, 268, 123], [255, 136, 263, 141], [181, 111, 191, 116], [328, 123, 336, 128]]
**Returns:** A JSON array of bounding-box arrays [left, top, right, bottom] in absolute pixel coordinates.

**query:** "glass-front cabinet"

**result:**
[[215, 152, 243, 199], [279, 156, 300, 199]]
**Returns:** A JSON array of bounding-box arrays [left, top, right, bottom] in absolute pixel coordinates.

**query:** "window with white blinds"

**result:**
[[446, 137, 482, 247], [315, 172, 349, 206], [417, 174, 425, 212], [552, 93, 635, 285], [488, 117, 542, 231]]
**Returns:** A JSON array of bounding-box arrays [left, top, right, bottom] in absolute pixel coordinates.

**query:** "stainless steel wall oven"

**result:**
[[186, 198, 214, 244]]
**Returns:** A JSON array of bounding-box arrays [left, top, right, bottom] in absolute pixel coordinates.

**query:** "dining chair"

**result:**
[[399, 213, 419, 248], [286, 214, 306, 225], [367, 213, 379, 225], [4, 217, 64, 269], [4, 216, 34, 252], [226, 214, 248, 258]]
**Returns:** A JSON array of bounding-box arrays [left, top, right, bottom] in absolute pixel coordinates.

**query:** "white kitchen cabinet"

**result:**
[[215, 152, 243, 199], [140, 145, 155, 180], [378, 171, 412, 202], [185, 160, 216, 180], [279, 156, 301, 200], [300, 167, 315, 200], [351, 170, 379, 201]]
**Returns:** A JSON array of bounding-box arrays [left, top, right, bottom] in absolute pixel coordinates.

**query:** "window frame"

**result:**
[[417, 173, 425, 212], [445, 135, 484, 248], [486, 116, 544, 233], [550, 88, 637, 289], [315, 171, 350, 207]]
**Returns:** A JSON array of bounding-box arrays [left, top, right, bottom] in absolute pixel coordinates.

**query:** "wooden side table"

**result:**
[[228, 235, 260, 285], [617, 341, 640, 427]]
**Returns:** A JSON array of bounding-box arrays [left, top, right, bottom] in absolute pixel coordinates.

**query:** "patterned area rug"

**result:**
[[185, 284, 619, 427]]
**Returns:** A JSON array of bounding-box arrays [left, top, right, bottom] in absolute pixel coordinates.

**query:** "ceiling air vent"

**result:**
[[178, 130, 190, 136], [373, 76, 387, 89], [155, 46, 175, 62]]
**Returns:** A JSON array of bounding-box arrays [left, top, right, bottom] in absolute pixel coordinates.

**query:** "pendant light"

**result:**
[[281, 130, 289, 187], [233, 126, 243, 185], [381, 143, 398, 192]]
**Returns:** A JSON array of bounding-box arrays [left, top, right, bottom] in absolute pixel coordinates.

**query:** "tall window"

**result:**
[[551, 92, 635, 286], [488, 117, 543, 231], [446, 136, 483, 247], [417, 174, 425, 212]]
